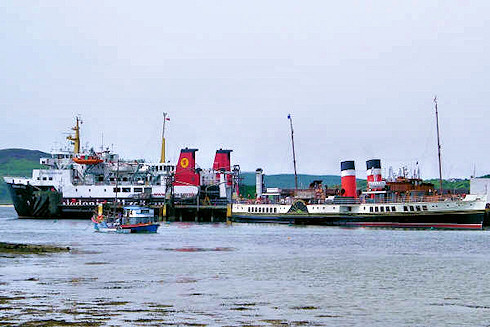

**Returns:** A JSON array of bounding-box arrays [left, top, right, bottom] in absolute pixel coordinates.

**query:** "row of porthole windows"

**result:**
[[311, 206, 336, 210], [367, 205, 429, 213], [248, 207, 277, 214], [37, 177, 53, 181], [74, 187, 149, 193], [109, 177, 150, 182], [403, 205, 428, 212], [369, 206, 397, 213]]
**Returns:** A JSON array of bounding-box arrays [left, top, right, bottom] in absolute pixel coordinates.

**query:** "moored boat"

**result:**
[[232, 194, 486, 230], [93, 205, 160, 233], [231, 106, 488, 230]]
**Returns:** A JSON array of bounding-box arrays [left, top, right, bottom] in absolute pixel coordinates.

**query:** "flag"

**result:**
[[166, 117, 170, 121], [287, 114, 291, 119]]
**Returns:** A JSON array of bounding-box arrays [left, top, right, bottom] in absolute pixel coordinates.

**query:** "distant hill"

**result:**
[[0, 149, 49, 204], [425, 178, 470, 193], [0, 148, 49, 164], [239, 172, 483, 195], [240, 172, 352, 189]]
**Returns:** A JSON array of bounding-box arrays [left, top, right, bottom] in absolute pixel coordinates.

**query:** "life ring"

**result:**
[[91, 215, 104, 223]]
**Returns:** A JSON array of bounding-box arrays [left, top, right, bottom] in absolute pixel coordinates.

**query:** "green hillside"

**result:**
[[240, 172, 343, 189], [425, 178, 470, 193], [239, 172, 482, 197], [0, 149, 48, 204]]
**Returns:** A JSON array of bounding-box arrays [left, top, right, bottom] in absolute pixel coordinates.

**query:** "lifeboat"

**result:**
[[73, 156, 103, 165]]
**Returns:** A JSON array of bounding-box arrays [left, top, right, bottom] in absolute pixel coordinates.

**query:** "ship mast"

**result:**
[[434, 96, 443, 194], [288, 114, 298, 191], [66, 116, 81, 154], [160, 112, 168, 163]]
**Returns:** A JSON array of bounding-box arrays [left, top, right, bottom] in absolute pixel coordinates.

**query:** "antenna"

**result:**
[[161, 112, 169, 163], [434, 96, 443, 194], [288, 114, 298, 191]]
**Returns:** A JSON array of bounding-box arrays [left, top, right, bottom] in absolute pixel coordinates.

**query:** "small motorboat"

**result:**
[[93, 204, 160, 233]]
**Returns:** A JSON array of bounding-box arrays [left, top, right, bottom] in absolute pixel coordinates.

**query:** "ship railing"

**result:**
[[233, 194, 465, 205], [365, 195, 465, 204]]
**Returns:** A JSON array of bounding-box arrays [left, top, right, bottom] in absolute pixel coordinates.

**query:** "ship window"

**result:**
[[75, 188, 78, 192], [380, 207, 384, 212], [49, 177, 53, 181], [98, 176, 104, 182], [89, 189, 91, 192], [43, 177, 47, 181], [375, 207, 379, 212], [122, 188, 131, 192], [392, 206, 396, 212], [104, 189, 106, 192], [422, 205, 428, 211], [404, 206, 408, 212], [370, 207, 373, 212], [113, 187, 120, 192], [416, 206, 421, 211], [274, 208, 277, 213], [409, 206, 414, 211], [123, 177, 128, 182], [144, 188, 152, 193], [134, 188, 143, 193], [110, 178, 115, 182], [248, 207, 250, 212], [386, 206, 390, 212], [37, 177, 40, 180], [140, 209, 149, 214]]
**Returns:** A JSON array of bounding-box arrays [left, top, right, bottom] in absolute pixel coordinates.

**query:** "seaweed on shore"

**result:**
[[0, 242, 70, 255]]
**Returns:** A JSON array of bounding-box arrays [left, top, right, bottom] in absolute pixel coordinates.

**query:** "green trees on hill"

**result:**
[[0, 149, 47, 204], [238, 172, 477, 197]]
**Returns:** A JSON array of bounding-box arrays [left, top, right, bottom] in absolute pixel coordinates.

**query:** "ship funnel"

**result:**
[[174, 148, 200, 186], [341, 160, 357, 197], [213, 149, 232, 186], [256, 168, 264, 198], [366, 159, 384, 190]]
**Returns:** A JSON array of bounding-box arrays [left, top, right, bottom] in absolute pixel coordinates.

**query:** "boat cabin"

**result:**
[[123, 206, 156, 225]]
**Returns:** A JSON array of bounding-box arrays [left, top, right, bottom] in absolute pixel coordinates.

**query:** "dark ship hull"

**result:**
[[6, 183, 162, 219], [7, 183, 63, 218], [232, 212, 485, 230]]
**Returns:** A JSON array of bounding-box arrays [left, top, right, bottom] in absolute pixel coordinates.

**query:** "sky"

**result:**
[[1, 1, 489, 179]]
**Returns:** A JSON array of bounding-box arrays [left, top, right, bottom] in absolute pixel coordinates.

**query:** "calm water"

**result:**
[[0, 206, 489, 327]]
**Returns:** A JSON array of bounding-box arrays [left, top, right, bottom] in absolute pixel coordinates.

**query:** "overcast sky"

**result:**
[[1, 1, 489, 179]]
